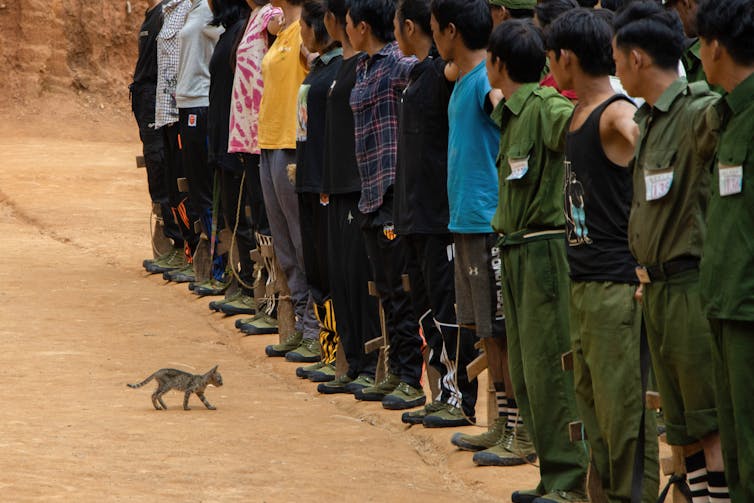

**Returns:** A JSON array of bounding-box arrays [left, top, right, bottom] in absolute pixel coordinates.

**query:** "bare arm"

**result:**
[[600, 100, 639, 168]]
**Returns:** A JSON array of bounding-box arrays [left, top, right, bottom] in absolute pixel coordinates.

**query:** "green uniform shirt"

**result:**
[[701, 72, 754, 321], [682, 39, 724, 94], [491, 83, 574, 236], [682, 39, 707, 84], [628, 78, 719, 266]]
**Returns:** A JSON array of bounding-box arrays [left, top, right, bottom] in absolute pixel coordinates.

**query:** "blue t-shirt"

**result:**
[[447, 61, 500, 234]]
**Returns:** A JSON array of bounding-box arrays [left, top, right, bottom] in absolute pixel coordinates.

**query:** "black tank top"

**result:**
[[564, 94, 638, 283]]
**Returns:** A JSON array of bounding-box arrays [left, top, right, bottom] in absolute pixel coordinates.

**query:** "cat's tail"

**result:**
[[127, 373, 156, 388]]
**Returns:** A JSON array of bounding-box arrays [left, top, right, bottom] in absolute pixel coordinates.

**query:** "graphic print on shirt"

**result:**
[[564, 159, 592, 246], [296, 84, 310, 142]]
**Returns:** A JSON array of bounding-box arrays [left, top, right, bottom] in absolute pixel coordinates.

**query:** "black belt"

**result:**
[[635, 258, 699, 283]]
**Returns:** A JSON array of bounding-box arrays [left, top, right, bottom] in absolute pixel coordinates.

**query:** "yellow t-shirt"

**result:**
[[258, 21, 308, 150]]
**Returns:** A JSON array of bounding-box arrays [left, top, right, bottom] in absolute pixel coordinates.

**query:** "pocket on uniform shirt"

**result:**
[[717, 141, 747, 197], [503, 140, 534, 183], [642, 148, 676, 202]]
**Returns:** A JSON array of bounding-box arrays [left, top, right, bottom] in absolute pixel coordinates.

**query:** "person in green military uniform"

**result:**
[[487, 19, 587, 503], [663, 0, 708, 83], [697, 0, 754, 500], [612, 2, 730, 500], [546, 8, 660, 502], [487, 0, 536, 28]]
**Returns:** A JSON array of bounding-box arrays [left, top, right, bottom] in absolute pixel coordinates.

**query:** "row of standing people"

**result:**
[[129, 0, 754, 501]]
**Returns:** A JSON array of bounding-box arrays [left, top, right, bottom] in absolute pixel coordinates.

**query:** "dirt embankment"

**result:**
[[0, 0, 145, 139]]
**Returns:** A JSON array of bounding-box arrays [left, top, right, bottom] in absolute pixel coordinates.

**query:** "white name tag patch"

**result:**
[[645, 170, 673, 201], [719, 164, 743, 197], [506, 156, 530, 181]]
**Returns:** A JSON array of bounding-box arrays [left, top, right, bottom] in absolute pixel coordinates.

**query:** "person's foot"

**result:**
[[191, 278, 230, 296], [344, 374, 374, 394], [532, 490, 588, 503], [296, 361, 324, 379], [238, 312, 278, 335], [422, 405, 474, 428], [163, 264, 195, 283], [381, 382, 426, 410], [317, 374, 353, 394], [218, 293, 256, 316], [210, 290, 243, 312], [401, 401, 448, 425], [265, 331, 302, 357], [511, 487, 545, 503], [451, 415, 506, 451], [354, 373, 400, 402], [144, 248, 186, 274], [285, 337, 321, 363], [307, 363, 336, 382], [472, 423, 537, 466]]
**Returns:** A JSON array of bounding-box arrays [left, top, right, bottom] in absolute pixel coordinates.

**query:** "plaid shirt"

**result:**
[[155, 0, 191, 128], [350, 42, 414, 214]]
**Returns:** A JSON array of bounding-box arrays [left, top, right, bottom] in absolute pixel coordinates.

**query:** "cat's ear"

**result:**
[[210, 365, 219, 374]]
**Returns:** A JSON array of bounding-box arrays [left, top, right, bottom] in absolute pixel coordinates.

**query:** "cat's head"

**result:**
[[208, 365, 223, 387]]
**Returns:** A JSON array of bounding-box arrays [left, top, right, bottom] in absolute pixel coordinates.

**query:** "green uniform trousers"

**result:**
[[710, 318, 754, 502], [570, 281, 659, 502], [501, 238, 588, 492], [643, 269, 718, 446]]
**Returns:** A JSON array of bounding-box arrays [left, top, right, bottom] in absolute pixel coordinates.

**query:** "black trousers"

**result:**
[[178, 107, 213, 216], [360, 195, 424, 390], [162, 122, 199, 252], [405, 233, 479, 416], [299, 192, 329, 304], [327, 193, 378, 379], [130, 84, 182, 245], [240, 153, 270, 236], [218, 153, 256, 294]]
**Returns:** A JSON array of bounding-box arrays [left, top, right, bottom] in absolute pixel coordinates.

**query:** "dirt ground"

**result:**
[[0, 114, 547, 502]]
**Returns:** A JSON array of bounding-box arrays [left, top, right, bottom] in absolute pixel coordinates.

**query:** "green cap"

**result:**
[[488, 0, 537, 8]]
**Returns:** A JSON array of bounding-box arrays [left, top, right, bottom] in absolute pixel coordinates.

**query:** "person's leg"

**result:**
[[503, 239, 588, 494], [264, 149, 317, 341], [241, 153, 269, 236], [259, 149, 316, 340], [326, 194, 378, 380], [219, 156, 255, 292], [162, 123, 197, 256], [711, 318, 754, 502], [644, 271, 722, 501], [572, 281, 660, 502], [361, 224, 423, 390], [132, 86, 182, 247], [413, 234, 478, 416]]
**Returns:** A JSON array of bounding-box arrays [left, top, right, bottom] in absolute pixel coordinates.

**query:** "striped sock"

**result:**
[[707, 471, 731, 503], [494, 382, 507, 420], [506, 397, 522, 430], [685, 451, 709, 503]]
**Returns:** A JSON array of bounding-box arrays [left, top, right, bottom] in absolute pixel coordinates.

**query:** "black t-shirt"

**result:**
[[564, 94, 638, 283], [321, 54, 362, 195], [394, 56, 454, 235], [132, 1, 165, 87], [208, 17, 247, 164], [296, 50, 343, 193]]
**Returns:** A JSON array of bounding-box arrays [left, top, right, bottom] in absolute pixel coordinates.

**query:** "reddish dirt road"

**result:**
[[0, 123, 542, 501]]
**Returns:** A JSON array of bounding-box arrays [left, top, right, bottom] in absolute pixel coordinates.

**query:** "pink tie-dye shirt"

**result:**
[[228, 4, 281, 154]]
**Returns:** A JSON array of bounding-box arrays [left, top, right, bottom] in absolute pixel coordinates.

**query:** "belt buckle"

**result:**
[[635, 266, 651, 284]]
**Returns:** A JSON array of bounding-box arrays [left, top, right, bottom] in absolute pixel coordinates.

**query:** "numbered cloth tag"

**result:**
[[644, 169, 674, 201], [719, 164, 743, 197], [506, 156, 530, 181]]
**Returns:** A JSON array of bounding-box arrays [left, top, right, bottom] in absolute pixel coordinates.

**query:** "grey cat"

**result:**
[[127, 365, 223, 410]]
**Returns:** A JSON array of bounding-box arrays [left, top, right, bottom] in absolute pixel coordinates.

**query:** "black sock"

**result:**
[[685, 450, 708, 503], [707, 470, 730, 503]]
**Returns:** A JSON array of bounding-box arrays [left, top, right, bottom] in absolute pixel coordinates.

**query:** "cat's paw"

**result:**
[[207, 405, 216, 410], [183, 406, 191, 411]]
